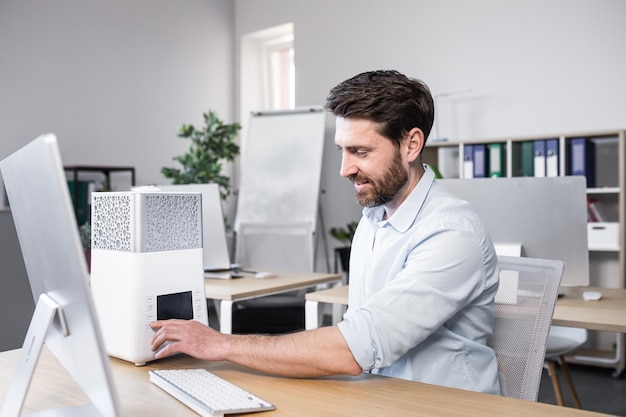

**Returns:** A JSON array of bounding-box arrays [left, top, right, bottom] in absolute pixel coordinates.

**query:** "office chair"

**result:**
[[488, 255, 564, 401], [544, 326, 587, 408]]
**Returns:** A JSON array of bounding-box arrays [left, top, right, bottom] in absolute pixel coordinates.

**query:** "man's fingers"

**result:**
[[151, 322, 181, 351], [154, 340, 178, 359]]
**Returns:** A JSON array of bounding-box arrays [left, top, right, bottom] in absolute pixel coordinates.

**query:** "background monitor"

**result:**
[[438, 176, 589, 287], [0, 134, 120, 416]]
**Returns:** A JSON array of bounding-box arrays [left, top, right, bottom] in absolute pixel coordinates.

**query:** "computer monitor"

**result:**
[[0, 134, 120, 416], [438, 176, 589, 287]]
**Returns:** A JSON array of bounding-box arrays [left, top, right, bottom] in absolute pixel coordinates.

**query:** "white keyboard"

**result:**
[[149, 368, 275, 417]]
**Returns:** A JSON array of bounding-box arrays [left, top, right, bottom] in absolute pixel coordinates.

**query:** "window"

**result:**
[[240, 23, 294, 122], [265, 38, 294, 110]]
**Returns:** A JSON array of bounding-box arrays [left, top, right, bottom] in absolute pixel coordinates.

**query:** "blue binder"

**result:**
[[570, 138, 595, 187], [472, 144, 487, 178], [463, 144, 474, 178], [546, 139, 559, 177]]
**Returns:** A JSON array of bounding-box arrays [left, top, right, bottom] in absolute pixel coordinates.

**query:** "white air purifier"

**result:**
[[90, 190, 208, 366]]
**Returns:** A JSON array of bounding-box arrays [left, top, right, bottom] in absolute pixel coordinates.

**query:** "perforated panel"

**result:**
[[92, 194, 132, 251], [91, 192, 202, 253], [488, 256, 564, 401], [143, 194, 201, 252]]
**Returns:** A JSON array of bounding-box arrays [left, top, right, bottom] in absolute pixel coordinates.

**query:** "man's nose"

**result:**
[[339, 154, 357, 178]]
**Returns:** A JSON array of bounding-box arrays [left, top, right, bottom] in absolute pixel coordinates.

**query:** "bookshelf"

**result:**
[[64, 165, 136, 226], [424, 130, 626, 375]]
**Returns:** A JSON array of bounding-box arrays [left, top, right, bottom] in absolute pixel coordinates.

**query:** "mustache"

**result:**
[[348, 174, 369, 183]]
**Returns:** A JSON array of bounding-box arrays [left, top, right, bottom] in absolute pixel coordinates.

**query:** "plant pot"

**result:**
[[334, 246, 351, 273], [84, 249, 91, 272]]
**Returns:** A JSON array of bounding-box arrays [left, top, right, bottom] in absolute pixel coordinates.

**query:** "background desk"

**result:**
[[205, 271, 340, 334], [305, 285, 626, 333], [552, 286, 626, 333], [0, 348, 609, 417], [305, 285, 348, 329], [553, 286, 626, 377]]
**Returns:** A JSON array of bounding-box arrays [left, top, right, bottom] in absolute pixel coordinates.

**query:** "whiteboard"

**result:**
[[234, 107, 326, 231]]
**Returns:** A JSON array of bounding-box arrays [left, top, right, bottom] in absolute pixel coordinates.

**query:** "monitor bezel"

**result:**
[[438, 176, 589, 287], [0, 134, 120, 416]]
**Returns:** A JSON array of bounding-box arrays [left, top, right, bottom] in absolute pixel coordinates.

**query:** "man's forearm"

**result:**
[[224, 326, 361, 377]]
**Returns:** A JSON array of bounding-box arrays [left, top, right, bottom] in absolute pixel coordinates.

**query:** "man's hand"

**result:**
[[151, 319, 225, 361]]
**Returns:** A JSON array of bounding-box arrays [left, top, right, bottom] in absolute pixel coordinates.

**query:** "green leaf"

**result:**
[[162, 109, 241, 199], [329, 221, 359, 246]]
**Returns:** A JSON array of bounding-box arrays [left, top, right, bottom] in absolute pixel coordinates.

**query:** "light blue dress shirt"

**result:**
[[337, 166, 501, 394]]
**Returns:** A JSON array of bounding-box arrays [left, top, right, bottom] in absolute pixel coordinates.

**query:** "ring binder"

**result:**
[[570, 138, 596, 187]]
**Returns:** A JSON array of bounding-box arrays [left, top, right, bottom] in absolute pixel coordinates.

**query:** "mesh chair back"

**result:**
[[488, 255, 564, 401]]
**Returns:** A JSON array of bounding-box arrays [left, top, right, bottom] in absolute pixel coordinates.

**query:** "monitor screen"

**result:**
[[438, 176, 589, 287], [0, 134, 120, 416]]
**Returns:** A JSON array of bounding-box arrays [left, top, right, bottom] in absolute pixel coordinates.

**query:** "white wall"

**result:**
[[0, 0, 236, 340], [0, 0, 235, 189], [2, 0, 625, 274], [234, 0, 626, 269]]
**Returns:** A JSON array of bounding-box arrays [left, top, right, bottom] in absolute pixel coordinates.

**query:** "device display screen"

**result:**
[[157, 291, 193, 320]]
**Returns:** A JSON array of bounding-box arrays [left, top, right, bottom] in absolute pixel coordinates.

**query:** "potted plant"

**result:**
[[329, 220, 358, 273], [161, 110, 241, 201]]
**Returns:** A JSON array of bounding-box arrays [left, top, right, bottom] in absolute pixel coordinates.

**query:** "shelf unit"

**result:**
[[423, 130, 626, 376], [64, 165, 136, 225]]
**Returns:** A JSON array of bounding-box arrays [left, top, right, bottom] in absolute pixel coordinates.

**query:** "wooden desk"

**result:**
[[552, 286, 626, 375], [0, 348, 609, 417], [305, 285, 626, 334], [552, 286, 626, 333], [205, 271, 341, 334]]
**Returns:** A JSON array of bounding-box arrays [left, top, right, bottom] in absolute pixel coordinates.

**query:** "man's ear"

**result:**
[[406, 127, 425, 163]]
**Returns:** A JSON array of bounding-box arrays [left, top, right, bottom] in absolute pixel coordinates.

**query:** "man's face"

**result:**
[[335, 118, 408, 208]]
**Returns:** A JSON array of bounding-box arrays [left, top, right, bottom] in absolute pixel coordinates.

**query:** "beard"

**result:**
[[350, 149, 408, 208]]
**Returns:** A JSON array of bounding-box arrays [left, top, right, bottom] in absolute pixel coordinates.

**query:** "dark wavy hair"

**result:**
[[325, 70, 434, 147]]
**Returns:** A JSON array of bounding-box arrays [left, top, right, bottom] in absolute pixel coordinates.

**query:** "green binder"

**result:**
[[512, 141, 534, 177], [488, 143, 505, 177], [67, 180, 90, 225]]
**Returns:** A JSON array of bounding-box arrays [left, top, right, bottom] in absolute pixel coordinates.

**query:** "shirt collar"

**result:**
[[363, 164, 435, 232]]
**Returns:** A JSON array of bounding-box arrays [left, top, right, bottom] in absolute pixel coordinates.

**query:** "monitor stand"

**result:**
[[0, 294, 104, 417]]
